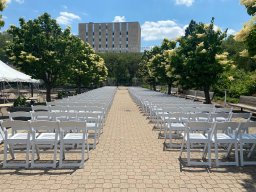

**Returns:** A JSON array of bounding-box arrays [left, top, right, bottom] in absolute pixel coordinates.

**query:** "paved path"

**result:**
[[0, 88, 255, 191]]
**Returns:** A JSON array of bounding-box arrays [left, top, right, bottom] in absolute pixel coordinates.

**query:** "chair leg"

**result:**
[[247, 143, 256, 158], [86, 140, 90, 159], [208, 143, 212, 168], [9, 144, 15, 159], [234, 142, 239, 166], [3, 142, 8, 168], [25, 142, 30, 168], [187, 142, 191, 166], [80, 142, 85, 168], [214, 142, 219, 167], [240, 143, 244, 166], [53, 142, 58, 168], [31, 143, 35, 167], [59, 142, 63, 168], [179, 138, 185, 158]]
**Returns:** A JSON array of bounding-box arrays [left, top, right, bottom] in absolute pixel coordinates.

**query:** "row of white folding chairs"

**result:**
[[32, 105, 106, 114], [153, 108, 233, 128], [179, 121, 256, 167], [161, 112, 252, 148], [0, 120, 90, 168], [8, 111, 103, 148]]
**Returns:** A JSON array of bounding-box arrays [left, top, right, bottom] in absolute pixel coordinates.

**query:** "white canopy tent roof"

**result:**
[[0, 60, 40, 83]]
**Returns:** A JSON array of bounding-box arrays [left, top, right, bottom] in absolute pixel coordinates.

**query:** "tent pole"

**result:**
[[31, 83, 34, 97], [3, 82, 5, 104]]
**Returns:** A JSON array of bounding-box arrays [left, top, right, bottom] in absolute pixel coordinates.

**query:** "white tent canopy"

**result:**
[[0, 60, 40, 83]]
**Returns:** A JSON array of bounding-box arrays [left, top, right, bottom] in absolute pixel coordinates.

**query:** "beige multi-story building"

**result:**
[[78, 22, 141, 53]]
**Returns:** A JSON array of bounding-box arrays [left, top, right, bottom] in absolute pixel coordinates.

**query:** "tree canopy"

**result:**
[[6, 13, 107, 101]]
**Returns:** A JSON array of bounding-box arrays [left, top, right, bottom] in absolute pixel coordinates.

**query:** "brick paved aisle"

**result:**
[[0, 88, 255, 192]]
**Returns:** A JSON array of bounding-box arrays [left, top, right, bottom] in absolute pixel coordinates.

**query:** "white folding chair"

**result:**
[[212, 122, 240, 167], [77, 112, 100, 149], [164, 113, 189, 149], [237, 121, 256, 166], [30, 121, 59, 168], [59, 121, 89, 168], [179, 122, 213, 167], [1, 120, 32, 168]]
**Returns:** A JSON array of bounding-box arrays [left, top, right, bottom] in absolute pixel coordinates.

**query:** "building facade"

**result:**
[[78, 22, 141, 53]]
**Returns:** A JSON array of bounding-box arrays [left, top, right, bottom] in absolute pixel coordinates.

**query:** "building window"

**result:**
[[86, 32, 88, 36], [99, 38, 101, 42], [99, 44, 101, 48], [126, 31, 128, 35], [106, 38, 108, 42], [93, 32, 94, 36], [112, 32, 114, 35], [120, 32, 121, 35], [126, 44, 128, 48], [106, 44, 108, 48], [126, 37, 128, 41], [112, 44, 114, 48], [99, 32, 101, 36]]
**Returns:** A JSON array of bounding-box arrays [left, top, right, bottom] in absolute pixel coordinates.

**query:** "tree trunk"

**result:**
[[46, 85, 52, 102], [167, 84, 172, 95], [203, 86, 211, 104], [153, 83, 156, 91]]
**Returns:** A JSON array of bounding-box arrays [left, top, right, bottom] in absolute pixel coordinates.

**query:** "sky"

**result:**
[[1, 0, 251, 50]]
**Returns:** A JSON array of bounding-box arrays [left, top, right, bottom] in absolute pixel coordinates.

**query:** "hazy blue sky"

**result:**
[[2, 0, 250, 49]]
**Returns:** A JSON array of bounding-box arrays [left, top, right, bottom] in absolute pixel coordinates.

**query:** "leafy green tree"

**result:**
[[0, 32, 12, 62], [0, 0, 7, 28], [234, 1, 256, 71], [176, 18, 227, 104], [100, 52, 142, 86], [6, 13, 73, 101], [222, 35, 256, 71], [63, 35, 107, 93], [240, 0, 256, 16]]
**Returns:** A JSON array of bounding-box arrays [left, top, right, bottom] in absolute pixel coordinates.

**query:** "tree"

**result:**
[[176, 18, 227, 103], [63, 35, 107, 93], [6, 13, 72, 101], [0, 32, 12, 62], [100, 52, 142, 86], [240, 0, 256, 16], [0, 0, 7, 28], [234, 1, 256, 71], [139, 39, 177, 93]]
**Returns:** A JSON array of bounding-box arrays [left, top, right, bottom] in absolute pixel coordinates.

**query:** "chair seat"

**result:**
[[36, 133, 59, 141], [87, 123, 98, 128], [185, 133, 208, 142], [9, 133, 37, 140], [215, 117, 228, 122], [212, 133, 235, 142], [168, 123, 185, 128], [63, 133, 88, 140]]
